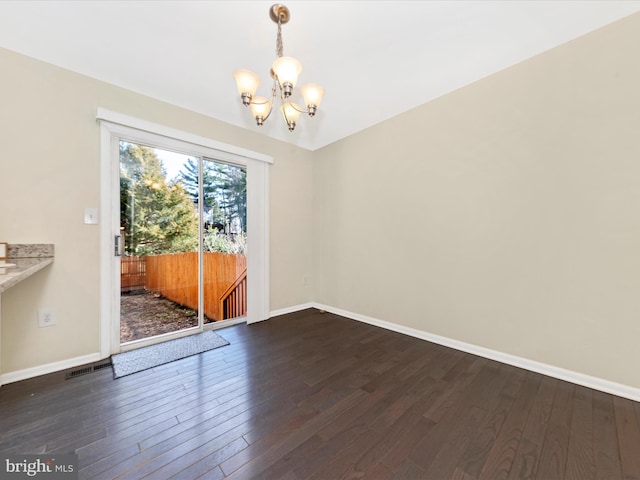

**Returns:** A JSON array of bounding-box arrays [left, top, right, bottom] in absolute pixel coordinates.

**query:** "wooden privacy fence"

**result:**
[[121, 256, 146, 291], [143, 252, 247, 321]]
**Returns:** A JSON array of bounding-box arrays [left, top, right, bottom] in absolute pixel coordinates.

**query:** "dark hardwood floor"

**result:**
[[1, 309, 640, 479]]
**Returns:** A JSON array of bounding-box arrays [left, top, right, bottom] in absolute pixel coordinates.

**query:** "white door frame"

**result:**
[[98, 109, 270, 357]]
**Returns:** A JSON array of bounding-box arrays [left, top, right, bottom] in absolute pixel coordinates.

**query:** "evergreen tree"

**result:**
[[120, 142, 198, 255], [179, 159, 246, 233], [211, 162, 247, 233]]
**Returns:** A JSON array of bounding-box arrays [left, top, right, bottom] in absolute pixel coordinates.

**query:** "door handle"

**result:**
[[114, 235, 122, 256]]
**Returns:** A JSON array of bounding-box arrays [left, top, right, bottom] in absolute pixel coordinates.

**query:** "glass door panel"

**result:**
[[201, 159, 247, 324], [119, 141, 200, 344]]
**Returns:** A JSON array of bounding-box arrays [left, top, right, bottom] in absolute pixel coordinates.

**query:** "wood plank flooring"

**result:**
[[1, 309, 640, 479]]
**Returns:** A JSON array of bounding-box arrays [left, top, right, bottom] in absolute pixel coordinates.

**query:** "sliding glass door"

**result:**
[[118, 143, 247, 348]]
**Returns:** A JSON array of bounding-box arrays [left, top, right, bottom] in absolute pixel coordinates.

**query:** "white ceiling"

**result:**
[[0, 1, 638, 151]]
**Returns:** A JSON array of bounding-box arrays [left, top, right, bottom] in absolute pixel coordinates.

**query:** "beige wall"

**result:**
[[314, 13, 640, 388], [0, 46, 314, 373]]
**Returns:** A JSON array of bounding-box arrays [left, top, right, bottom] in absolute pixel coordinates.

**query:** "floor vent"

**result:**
[[65, 360, 112, 380]]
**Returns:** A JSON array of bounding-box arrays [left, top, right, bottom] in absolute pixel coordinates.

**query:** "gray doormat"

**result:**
[[111, 330, 229, 378]]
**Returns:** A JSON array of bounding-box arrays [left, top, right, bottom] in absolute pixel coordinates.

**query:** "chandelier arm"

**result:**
[[288, 103, 311, 114], [261, 106, 275, 123], [274, 77, 284, 102], [273, 83, 278, 101], [262, 82, 280, 123], [273, 78, 284, 122], [250, 97, 270, 106], [250, 103, 273, 124]]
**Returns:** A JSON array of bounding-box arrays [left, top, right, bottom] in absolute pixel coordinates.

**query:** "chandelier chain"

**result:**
[[276, 18, 283, 58]]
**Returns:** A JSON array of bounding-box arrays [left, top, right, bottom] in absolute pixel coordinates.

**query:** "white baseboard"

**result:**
[[270, 302, 314, 318], [1, 353, 103, 386], [0, 304, 315, 385], [6, 305, 639, 403], [312, 303, 640, 403]]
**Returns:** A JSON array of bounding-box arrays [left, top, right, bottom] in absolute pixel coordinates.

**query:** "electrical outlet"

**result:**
[[38, 309, 56, 327]]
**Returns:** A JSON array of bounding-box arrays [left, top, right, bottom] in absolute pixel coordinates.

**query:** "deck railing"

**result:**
[[219, 268, 247, 319]]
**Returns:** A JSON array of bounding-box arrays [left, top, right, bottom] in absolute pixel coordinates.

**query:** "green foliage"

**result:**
[[203, 228, 247, 255], [211, 162, 246, 233], [120, 142, 198, 256], [180, 159, 246, 234], [180, 158, 222, 222]]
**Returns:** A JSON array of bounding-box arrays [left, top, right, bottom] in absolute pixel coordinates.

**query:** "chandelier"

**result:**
[[233, 4, 325, 132]]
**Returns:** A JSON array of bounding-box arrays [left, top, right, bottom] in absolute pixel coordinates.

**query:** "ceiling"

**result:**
[[0, 1, 639, 151]]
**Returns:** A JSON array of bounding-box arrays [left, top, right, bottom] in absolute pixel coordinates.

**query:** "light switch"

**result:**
[[84, 208, 98, 225]]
